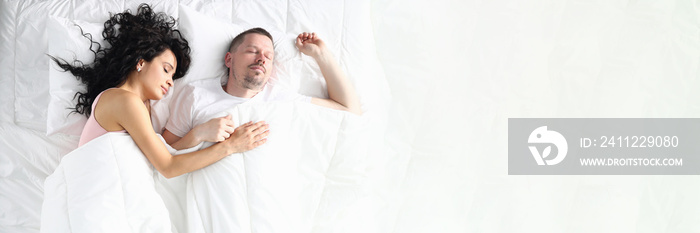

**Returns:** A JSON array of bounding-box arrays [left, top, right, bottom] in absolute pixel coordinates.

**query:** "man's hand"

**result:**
[[296, 32, 362, 115], [191, 115, 236, 142], [222, 121, 270, 153], [295, 32, 326, 59]]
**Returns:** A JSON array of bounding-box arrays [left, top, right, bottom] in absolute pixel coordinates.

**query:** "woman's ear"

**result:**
[[136, 59, 146, 72]]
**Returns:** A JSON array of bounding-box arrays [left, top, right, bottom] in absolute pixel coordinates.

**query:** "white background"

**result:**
[[371, 0, 700, 232]]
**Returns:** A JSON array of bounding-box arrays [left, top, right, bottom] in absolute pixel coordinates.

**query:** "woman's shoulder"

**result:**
[[92, 88, 149, 131], [98, 88, 146, 110]]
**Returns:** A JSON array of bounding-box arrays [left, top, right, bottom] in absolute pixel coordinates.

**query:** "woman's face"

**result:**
[[140, 49, 177, 100]]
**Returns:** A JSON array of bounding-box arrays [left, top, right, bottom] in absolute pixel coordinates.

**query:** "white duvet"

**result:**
[[41, 101, 370, 233], [41, 132, 173, 233], [185, 101, 369, 233]]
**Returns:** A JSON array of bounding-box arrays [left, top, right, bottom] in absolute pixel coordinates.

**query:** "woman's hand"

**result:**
[[221, 121, 270, 154], [191, 115, 236, 143]]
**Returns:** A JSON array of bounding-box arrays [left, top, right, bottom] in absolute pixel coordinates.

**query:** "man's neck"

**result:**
[[223, 82, 262, 99]]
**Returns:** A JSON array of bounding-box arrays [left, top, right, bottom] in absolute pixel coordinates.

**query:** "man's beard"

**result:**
[[231, 67, 266, 90], [242, 75, 265, 90]]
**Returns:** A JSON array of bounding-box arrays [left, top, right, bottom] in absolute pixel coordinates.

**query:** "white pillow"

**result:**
[[46, 17, 104, 137], [175, 5, 243, 85]]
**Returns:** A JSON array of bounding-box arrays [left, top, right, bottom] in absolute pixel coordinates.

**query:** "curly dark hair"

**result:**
[[50, 3, 191, 117]]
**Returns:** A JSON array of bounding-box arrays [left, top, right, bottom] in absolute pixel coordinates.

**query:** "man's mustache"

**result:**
[[249, 62, 266, 73]]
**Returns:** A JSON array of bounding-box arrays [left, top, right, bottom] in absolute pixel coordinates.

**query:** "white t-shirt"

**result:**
[[165, 78, 311, 137]]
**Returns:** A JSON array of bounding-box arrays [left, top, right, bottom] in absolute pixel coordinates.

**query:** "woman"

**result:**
[[50, 4, 268, 178]]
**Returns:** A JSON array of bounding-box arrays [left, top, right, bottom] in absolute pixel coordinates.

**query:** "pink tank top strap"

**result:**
[[77, 89, 127, 146]]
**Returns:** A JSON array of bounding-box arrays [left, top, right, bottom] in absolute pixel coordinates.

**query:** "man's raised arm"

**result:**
[[295, 32, 362, 115]]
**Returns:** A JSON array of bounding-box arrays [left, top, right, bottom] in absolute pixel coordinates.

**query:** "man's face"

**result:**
[[227, 33, 274, 91]]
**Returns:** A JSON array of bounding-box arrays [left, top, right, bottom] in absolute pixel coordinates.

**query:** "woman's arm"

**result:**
[[102, 91, 268, 178], [163, 115, 235, 150], [162, 128, 194, 149], [162, 116, 269, 151]]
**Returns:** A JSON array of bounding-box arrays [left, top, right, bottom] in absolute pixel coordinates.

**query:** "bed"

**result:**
[[3, 0, 700, 233], [1, 0, 394, 232]]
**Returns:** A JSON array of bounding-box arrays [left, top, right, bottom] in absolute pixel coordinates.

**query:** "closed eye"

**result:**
[[163, 62, 175, 73]]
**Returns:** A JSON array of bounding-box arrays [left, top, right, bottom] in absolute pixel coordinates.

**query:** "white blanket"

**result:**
[[184, 101, 369, 233], [41, 101, 370, 233], [40, 133, 173, 233]]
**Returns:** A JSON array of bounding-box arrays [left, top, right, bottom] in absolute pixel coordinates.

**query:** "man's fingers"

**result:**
[[295, 37, 303, 47], [298, 32, 317, 42], [297, 32, 316, 40]]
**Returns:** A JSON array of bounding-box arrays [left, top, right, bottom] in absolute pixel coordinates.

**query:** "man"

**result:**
[[160, 28, 361, 233], [163, 28, 361, 150]]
